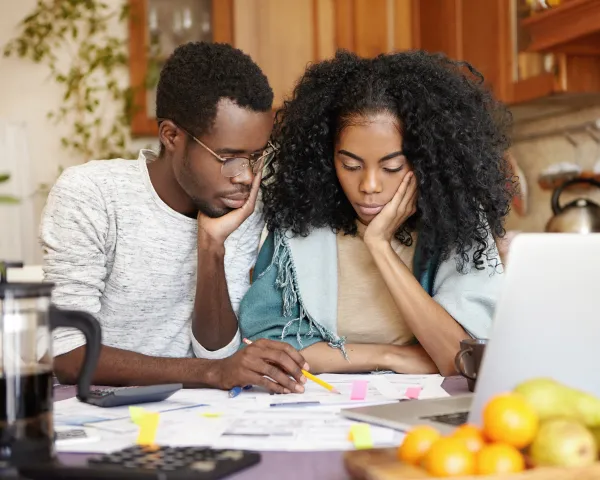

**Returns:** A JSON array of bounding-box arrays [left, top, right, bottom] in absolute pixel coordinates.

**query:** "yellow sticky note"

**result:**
[[129, 406, 148, 425], [136, 412, 160, 446], [200, 412, 222, 418], [349, 424, 373, 450]]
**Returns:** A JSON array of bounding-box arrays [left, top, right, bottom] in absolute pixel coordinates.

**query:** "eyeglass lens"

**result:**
[[221, 150, 275, 178]]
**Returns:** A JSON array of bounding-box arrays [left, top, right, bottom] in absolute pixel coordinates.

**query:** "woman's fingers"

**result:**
[[396, 172, 417, 217], [389, 172, 413, 210]]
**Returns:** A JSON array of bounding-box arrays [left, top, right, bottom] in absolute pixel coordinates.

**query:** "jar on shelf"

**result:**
[[527, 0, 561, 13]]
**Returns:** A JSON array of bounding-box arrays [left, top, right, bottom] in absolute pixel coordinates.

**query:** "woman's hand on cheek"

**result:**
[[363, 171, 417, 247]]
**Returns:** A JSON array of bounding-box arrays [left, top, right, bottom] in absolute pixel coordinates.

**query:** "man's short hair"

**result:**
[[156, 41, 273, 141]]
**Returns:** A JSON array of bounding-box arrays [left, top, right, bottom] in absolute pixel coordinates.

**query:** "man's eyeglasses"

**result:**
[[159, 119, 277, 178], [192, 135, 277, 179]]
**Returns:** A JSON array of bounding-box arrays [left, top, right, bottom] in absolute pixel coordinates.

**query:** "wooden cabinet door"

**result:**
[[233, 0, 336, 111], [413, 0, 510, 103], [128, 0, 234, 137], [233, 0, 415, 111], [335, 0, 415, 57], [508, 0, 600, 106]]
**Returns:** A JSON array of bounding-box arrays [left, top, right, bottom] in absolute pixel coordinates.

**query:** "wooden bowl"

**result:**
[[344, 448, 600, 479]]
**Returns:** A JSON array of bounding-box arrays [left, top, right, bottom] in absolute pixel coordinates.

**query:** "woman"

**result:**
[[239, 50, 514, 376]]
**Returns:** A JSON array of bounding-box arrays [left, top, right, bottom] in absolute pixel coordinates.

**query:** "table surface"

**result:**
[[54, 376, 469, 480]]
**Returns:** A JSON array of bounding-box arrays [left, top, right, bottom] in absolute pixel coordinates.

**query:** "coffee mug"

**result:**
[[454, 338, 487, 392]]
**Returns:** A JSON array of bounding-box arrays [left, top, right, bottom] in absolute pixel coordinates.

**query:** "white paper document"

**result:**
[[213, 410, 400, 451], [54, 389, 215, 426], [248, 373, 447, 406], [54, 373, 448, 453]]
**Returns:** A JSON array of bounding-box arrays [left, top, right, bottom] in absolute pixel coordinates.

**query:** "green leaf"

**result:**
[[119, 4, 130, 21], [0, 174, 10, 183], [7, 0, 133, 162], [22, 12, 41, 24], [0, 196, 20, 204]]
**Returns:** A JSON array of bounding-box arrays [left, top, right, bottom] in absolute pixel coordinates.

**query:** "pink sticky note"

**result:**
[[350, 380, 368, 400], [405, 386, 422, 399]]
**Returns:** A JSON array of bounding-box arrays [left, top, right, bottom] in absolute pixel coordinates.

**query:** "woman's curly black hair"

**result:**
[[262, 49, 516, 272]]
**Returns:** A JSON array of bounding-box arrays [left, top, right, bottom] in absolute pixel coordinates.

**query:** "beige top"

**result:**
[[336, 222, 417, 345]]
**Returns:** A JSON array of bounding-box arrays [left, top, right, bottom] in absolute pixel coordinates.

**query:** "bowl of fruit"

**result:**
[[345, 377, 600, 478]]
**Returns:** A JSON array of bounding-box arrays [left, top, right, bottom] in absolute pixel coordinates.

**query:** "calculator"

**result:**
[[18, 445, 261, 479], [79, 384, 183, 407]]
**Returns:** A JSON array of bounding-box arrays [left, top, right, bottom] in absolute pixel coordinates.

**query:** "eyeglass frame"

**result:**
[[157, 118, 277, 179]]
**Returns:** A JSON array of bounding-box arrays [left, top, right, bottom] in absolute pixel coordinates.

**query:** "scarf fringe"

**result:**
[[272, 231, 347, 358]]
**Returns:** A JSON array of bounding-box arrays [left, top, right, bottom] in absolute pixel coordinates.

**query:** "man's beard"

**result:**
[[180, 149, 249, 218], [180, 148, 229, 218], [192, 196, 230, 218]]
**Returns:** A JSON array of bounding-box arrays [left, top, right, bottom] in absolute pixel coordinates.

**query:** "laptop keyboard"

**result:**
[[419, 411, 469, 426]]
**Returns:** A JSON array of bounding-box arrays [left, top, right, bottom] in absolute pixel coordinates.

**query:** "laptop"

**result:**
[[341, 233, 600, 433]]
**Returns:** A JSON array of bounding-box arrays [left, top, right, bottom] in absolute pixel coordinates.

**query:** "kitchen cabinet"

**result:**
[[334, 0, 414, 58], [413, 0, 600, 121], [127, 0, 415, 137], [413, 0, 511, 102], [512, 0, 600, 108], [233, 0, 336, 114], [235, 0, 417, 110], [521, 0, 600, 53], [128, 0, 233, 137], [128, 0, 340, 137], [128, 0, 600, 137]]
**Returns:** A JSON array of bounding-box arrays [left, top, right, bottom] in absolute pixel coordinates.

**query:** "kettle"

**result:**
[[545, 178, 600, 233]]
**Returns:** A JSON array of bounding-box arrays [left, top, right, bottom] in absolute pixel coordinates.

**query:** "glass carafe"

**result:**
[[0, 266, 101, 468]]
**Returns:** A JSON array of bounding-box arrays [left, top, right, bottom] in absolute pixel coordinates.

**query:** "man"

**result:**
[[40, 42, 308, 394]]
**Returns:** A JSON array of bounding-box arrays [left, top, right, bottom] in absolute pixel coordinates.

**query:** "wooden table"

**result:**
[[54, 376, 469, 480]]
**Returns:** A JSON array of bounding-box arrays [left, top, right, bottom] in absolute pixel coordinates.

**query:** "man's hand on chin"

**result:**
[[197, 168, 262, 247]]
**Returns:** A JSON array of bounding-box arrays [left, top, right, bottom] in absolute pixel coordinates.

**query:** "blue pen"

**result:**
[[269, 401, 321, 408], [228, 384, 252, 398]]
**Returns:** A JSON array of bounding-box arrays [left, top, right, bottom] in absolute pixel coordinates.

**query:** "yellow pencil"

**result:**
[[301, 369, 340, 394], [242, 338, 341, 394]]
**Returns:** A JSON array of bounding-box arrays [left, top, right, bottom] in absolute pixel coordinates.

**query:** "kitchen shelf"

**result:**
[[538, 170, 600, 191], [522, 0, 600, 53]]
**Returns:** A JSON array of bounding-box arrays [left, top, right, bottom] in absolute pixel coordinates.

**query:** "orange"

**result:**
[[423, 437, 476, 477], [477, 443, 525, 475], [397, 425, 441, 465], [450, 424, 486, 453], [482, 393, 539, 448]]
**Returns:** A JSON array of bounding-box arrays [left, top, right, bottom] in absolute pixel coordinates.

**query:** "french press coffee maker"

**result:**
[[0, 261, 101, 469]]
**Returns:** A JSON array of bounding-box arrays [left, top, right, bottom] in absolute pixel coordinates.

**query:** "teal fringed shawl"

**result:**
[[238, 230, 440, 352]]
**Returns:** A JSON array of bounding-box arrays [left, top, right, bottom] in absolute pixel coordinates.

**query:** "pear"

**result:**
[[529, 418, 597, 468], [514, 378, 600, 428], [589, 427, 600, 455]]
